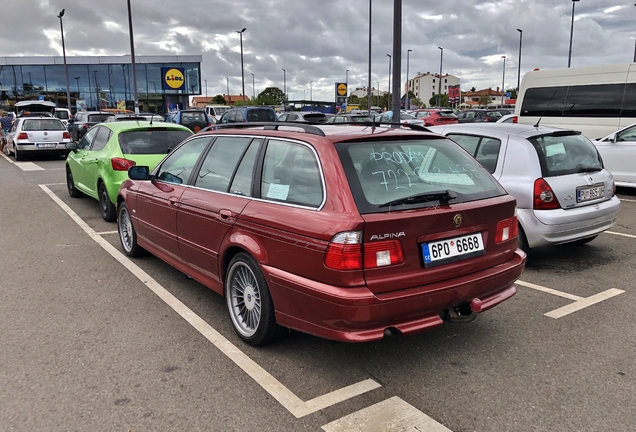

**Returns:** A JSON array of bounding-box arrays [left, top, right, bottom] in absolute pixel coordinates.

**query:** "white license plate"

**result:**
[[36, 143, 56, 148], [422, 233, 485, 268], [576, 184, 604, 203]]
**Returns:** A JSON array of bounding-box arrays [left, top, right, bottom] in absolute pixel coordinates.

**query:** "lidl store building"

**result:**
[[0, 55, 202, 114]]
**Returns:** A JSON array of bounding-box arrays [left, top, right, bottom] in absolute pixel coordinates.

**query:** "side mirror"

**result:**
[[65, 142, 78, 151], [128, 165, 151, 180]]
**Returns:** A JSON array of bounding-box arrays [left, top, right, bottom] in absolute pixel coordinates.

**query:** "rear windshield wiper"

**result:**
[[378, 189, 458, 208], [576, 165, 602, 173]]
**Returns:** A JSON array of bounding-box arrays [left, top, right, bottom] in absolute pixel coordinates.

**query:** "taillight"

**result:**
[[111, 157, 136, 171], [495, 216, 519, 244], [17, 132, 28, 140], [533, 178, 560, 210], [325, 231, 363, 270], [82, 125, 88, 129], [363, 240, 404, 268], [63, 132, 71, 139], [512, 116, 518, 123]]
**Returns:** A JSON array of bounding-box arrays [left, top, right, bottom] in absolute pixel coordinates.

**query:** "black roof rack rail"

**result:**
[[347, 121, 432, 133], [212, 122, 326, 137]]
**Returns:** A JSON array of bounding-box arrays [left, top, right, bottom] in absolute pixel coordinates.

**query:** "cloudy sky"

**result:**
[[1, 0, 634, 101]]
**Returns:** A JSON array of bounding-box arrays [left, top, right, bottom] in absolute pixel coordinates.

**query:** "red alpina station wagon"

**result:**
[[117, 122, 526, 345]]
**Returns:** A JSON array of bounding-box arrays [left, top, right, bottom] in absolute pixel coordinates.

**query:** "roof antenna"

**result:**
[[149, 114, 153, 126], [534, 88, 559, 128]]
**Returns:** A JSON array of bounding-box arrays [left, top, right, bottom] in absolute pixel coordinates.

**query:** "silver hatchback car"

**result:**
[[429, 123, 621, 251]]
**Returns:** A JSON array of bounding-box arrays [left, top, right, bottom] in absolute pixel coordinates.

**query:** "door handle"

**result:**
[[219, 209, 234, 220], [169, 198, 178, 206]]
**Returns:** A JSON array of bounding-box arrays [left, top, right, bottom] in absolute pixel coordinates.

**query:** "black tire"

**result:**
[[225, 252, 286, 346], [13, 144, 22, 161], [518, 225, 530, 254], [118, 202, 144, 257], [98, 182, 117, 222], [567, 235, 598, 246], [66, 166, 84, 198]]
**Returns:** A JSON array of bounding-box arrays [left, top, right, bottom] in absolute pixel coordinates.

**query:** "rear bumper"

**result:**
[[15, 142, 70, 152], [264, 249, 526, 342]]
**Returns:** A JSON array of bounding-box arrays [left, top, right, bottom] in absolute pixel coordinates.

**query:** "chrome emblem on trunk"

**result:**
[[453, 214, 462, 227]]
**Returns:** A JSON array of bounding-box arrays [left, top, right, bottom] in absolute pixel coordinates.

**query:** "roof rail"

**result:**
[[351, 121, 432, 132], [212, 122, 326, 137]]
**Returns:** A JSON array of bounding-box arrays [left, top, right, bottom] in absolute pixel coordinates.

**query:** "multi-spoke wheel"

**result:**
[[118, 202, 143, 257], [225, 252, 285, 346]]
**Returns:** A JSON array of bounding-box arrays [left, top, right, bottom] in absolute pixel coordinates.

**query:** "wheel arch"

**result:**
[[220, 232, 270, 290]]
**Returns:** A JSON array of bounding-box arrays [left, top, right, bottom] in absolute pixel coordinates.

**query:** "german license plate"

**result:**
[[36, 143, 56, 148], [576, 184, 604, 203], [422, 233, 485, 268]]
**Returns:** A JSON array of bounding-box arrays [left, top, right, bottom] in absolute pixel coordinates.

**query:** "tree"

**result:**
[[211, 94, 227, 105], [470, 87, 476, 92], [256, 87, 286, 105], [478, 94, 492, 107], [429, 93, 449, 107]]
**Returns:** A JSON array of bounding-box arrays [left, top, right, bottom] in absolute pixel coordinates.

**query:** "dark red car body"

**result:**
[[412, 109, 459, 127], [117, 124, 526, 344]]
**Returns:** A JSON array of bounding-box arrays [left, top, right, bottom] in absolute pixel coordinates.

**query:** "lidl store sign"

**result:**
[[162, 67, 185, 90]]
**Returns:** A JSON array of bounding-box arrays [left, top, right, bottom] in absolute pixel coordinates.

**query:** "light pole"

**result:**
[[633, 4, 636, 62], [126, 0, 139, 113], [345, 69, 349, 107], [568, 0, 580, 68], [386, 54, 392, 110], [406, 49, 412, 110], [377, 81, 380, 107], [310, 80, 313, 102], [282, 69, 286, 102], [204, 79, 208, 103], [251, 73, 255, 100], [74, 76, 80, 95], [225, 76, 230, 106], [501, 55, 506, 107], [57, 9, 72, 112], [236, 28, 246, 104], [367, 0, 372, 113], [437, 47, 443, 107], [517, 29, 523, 93]]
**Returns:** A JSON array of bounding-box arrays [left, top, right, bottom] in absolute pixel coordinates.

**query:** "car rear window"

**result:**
[[528, 133, 602, 177], [22, 119, 66, 131], [438, 111, 457, 117], [54, 111, 70, 120], [118, 129, 193, 155], [180, 112, 207, 125], [485, 111, 502, 118], [247, 109, 276, 122], [303, 113, 327, 122], [88, 114, 114, 123], [337, 138, 507, 214]]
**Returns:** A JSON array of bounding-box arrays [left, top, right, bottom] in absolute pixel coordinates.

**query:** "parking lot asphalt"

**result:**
[[1, 154, 635, 432]]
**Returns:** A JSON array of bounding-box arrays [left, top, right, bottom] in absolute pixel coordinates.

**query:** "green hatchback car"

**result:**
[[65, 121, 193, 221]]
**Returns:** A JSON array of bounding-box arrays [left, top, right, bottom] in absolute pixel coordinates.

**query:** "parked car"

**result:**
[[217, 106, 277, 124], [496, 114, 518, 123], [104, 114, 152, 122], [411, 109, 459, 126], [65, 122, 193, 221], [68, 111, 115, 141], [14, 100, 56, 118], [592, 123, 636, 189], [277, 111, 328, 123], [373, 111, 425, 127], [116, 122, 526, 346], [429, 123, 621, 251], [324, 113, 373, 123], [165, 109, 213, 133], [53, 108, 72, 128], [456, 110, 502, 123], [3, 116, 72, 160], [204, 105, 231, 121]]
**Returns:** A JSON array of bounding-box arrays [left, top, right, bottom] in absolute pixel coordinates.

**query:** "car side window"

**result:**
[[278, 114, 287, 121], [194, 137, 253, 192], [156, 137, 211, 184], [617, 126, 636, 142], [91, 126, 112, 151], [229, 110, 238, 123], [260, 140, 323, 207], [447, 134, 481, 156], [229, 139, 261, 196], [78, 127, 99, 150]]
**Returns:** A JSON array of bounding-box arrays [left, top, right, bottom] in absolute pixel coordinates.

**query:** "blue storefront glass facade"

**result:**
[[0, 55, 201, 114]]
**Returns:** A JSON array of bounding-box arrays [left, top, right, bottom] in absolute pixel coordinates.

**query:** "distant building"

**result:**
[[461, 87, 507, 108], [190, 94, 250, 108], [407, 72, 460, 102], [350, 87, 385, 98]]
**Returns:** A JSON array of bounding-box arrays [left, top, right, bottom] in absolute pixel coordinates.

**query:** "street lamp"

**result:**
[[236, 28, 247, 104], [568, 0, 580, 68], [282, 69, 286, 101], [386, 54, 392, 109], [310, 81, 314, 106], [126, 0, 139, 113], [251, 73, 255, 100], [437, 47, 443, 107], [517, 29, 523, 93], [377, 81, 380, 107], [204, 79, 207, 103], [74, 76, 80, 95], [367, 0, 372, 113], [501, 55, 506, 107], [406, 49, 412, 110], [57, 9, 72, 112], [345, 69, 349, 106], [225, 76, 230, 106]]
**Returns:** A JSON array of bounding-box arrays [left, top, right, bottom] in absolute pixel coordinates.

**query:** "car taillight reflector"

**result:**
[[111, 157, 136, 171], [63, 132, 71, 139], [533, 178, 560, 210], [17, 132, 28, 140], [512, 116, 518, 123], [325, 231, 363, 270], [495, 216, 519, 243], [363, 240, 404, 268]]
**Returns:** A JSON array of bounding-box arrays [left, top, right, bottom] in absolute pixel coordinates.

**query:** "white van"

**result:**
[[515, 63, 636, 139], [53, 108, 72, 127], [204, 105, 230, 120]]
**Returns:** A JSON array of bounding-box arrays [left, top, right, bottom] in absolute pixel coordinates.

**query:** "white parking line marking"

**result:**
[[606, 231, 636, 239], [94, 230, 118, 235], [321, 396, 452, 432], [620, 198, 636, 203], [1, 154, 14, 164], [15, 161, 45, 171], [516, 280, 625, 319], [42, 182, 66, 186], [545, 288, 625, 319], [40, 184, 380, 418]]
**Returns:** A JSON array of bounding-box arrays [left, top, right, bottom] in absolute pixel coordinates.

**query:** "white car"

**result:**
[[496, 114, 517, 123], [4, 116, 72, 160], [592, 123, 636, 189], [373, 111, 425, 127]]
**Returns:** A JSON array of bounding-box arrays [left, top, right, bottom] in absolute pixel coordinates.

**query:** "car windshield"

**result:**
[[247, 109, 276, 122], [180, 112, 207, 124], [529, 133, 603, 176], [485, 111, 502, 118], [400, 112, 416, 119], [22, 119, 66, 131], [88, 114, 114, 123], [349, 116, 372, 122], [336, 138, 507, 214], [118, 129, 193, 155], [54, 111, 70, 120]]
